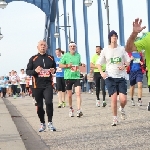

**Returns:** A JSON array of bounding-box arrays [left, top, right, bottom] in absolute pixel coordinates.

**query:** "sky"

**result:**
[[0, 0, 149, 75]]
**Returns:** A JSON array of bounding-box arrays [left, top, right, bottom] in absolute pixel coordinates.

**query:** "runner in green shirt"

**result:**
[[90, 46, 107, 107], [125, 18, 150, 86], [59, 41, 85, 118]]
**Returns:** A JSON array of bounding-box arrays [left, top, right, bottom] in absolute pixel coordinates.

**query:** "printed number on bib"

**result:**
[[56, 67, 62, 72], [133, 58, 140, 63], [71, 65, 79, 72], [38, 69, 50, 77], [111, 57, 121, 64]]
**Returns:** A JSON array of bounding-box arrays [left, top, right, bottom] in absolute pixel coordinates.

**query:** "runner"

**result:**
[[96, 30, 130, 126], [127, 50, 145, 106], [59, 41, 85, 117], [55, 48, 66, 108], [26, 40, 56, 132], [10, 70, 18, 99], [87, 69, 94, 94], [125, 18, 150, 87], [19, 69, 27, 98], [90, 46, 106, 107]]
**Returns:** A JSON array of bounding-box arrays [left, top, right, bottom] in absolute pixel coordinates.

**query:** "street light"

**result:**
[[103, 0, 110, 43], [54, 32, 60, 38], [84, 0, 93, 7], [0, 28, 3, 40], [0, 0, 7, 9]]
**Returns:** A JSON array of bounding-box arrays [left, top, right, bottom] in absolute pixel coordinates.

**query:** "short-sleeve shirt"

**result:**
[[60, 52, 81, 79], [96, 46, 130, 78], [91, 54, 106, 72], [54, 57, 64, 78]]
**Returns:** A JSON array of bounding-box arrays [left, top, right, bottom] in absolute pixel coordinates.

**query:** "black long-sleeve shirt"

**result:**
[[26, 53, 56, 88]]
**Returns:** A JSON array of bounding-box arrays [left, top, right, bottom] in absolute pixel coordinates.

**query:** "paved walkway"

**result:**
[[0, 99, 26, 150], [1, 88, 150, 150]]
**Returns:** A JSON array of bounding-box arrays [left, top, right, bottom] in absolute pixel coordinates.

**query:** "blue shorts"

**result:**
[[129, 70, 143, 86], [105, 77, 127, 96]]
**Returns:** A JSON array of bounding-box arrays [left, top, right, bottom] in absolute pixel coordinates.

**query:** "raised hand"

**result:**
[[133, 18, 146, 33]]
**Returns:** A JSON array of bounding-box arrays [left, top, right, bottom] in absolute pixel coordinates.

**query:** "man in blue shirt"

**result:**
[[128, 50, 145, 106], [55, 48, 66, 108]]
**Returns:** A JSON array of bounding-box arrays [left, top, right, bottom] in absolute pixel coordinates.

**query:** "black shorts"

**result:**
[[56, 77, 66, 92], [1, 88, 6, 93], [105, 77, 127, 96], [20, 84, 26, 92], [65, 79, 80, 90]]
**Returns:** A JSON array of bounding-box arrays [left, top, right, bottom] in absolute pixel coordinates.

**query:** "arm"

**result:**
[[96, 51, 106, 74], [125, 32, 138, 52], [51, 56, 56, 74], [59, 54, 68, 68], [125, 18, 146, 52], [26, 57, 38, 76]]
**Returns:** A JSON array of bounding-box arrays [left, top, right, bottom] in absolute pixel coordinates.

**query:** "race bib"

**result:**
[[110, 57, 121, 64], [38, 69, 50, 77], [133, 58, 140, 63], [70, 65, 79, 72], [21, 79, 25, 83], [56, 67, 62, 72]]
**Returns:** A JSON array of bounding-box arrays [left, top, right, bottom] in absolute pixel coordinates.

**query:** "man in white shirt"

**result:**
[[10, 70, 19, 99], [19, 69, 27, 98], [96, 30, 130, 126]]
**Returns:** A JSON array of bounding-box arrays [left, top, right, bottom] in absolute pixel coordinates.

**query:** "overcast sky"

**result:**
[[0, 0, 148, 75]]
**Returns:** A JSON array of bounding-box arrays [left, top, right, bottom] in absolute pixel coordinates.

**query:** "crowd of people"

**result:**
[[2, 18, 150, 132], [0, 70, 34, 100]]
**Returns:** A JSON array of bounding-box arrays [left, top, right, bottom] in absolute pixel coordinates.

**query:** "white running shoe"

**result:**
[[137, 100, 142, 106], [119, 107, 126, 120], [48, 122, 56, 131], [39, 123, 46, 132], [69, 108, 74, 117], [96, 100, 100, 107], [76, 110, 83, 117], [131, 100, 135, 106], [111, 118, 118, 126]]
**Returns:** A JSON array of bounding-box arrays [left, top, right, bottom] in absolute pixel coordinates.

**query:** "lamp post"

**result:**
[[84, 0, 93, 7], [54, 13, 71, 46], [0, 0, 7, 9], [103, 0, 110, 43], [0, 28, 3, 40], [54, 25, 71, 42]]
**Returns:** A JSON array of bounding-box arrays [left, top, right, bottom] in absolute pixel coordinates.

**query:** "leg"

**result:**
[[137, 82, 142, 99], [95, 76, 100, 100], [34, 88, 45, 123], [118, 78, 127, 120], [66, 80, 74, 108], [43, 85, 53, 123], [105, 77, 118, 125], [74, 79, 83, 117], [101, 77, 107, 107], [130, 85, 135, 100], [75, 86, 81, 110], [61, 78, 66, 106], [56, 77, 63, 107]]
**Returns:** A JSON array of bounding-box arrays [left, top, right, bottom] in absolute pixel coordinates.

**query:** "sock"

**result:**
[[131, 98, 134, 100], [138, 98, 141, 101], [113, 116, 117, 120]]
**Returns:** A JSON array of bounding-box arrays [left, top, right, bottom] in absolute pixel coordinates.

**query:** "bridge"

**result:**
[[1, 0, 150, 73]]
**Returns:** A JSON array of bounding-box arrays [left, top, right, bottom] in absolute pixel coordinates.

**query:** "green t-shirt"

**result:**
[[134, 32, 150, 68], [60, 52, 81, 79], [91, 54, 106, 72]]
